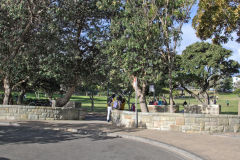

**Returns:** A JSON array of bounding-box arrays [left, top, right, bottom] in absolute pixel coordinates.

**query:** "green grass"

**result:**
[[71, 95, 107, 113], [1, 91, 239, 115], [174, 93, 239, 115], [71, 93, 239, 115]]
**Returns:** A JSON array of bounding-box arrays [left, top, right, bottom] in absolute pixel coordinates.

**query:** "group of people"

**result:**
[[107, 94, 126, 122], [149, 97, 168, 106]]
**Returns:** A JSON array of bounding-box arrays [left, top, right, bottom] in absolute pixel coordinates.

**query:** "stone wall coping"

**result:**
[[147, 105, 179, 107], [197, 104, 220, 107], [0, 105, 83, 111], [113, 110, 240, 118]]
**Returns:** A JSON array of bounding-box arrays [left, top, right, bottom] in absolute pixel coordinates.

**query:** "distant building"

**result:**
[[233, 76, 240, 89]]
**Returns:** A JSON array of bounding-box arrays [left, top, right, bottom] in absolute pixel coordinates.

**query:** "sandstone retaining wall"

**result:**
[[0, 105, 85, 120], [184, 104, 221, 115], [112, 110, 240, 133], [148, 105, 179, 113]]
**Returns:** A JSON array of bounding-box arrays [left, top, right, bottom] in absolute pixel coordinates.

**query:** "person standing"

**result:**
[[131, 103, 135, 112], [107, 97, 112, 122], [183, 100, 187, 106], [226, 100, 229, 107], [107, 94, 116, 122]]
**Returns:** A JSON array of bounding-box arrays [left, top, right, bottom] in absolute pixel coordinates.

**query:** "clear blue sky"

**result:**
[[177, 4, 240, 63]]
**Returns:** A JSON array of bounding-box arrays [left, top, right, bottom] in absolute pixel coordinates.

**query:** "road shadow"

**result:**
[[0, 125, 79, 145], [17, 120, 141, 134], [0, 158, 10, 160], [0, 121, 123, 145]]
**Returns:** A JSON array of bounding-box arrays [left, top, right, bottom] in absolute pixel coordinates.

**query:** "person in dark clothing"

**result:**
[[183, 100, 187, 106]]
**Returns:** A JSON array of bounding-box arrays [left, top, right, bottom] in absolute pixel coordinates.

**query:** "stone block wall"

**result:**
[[111, 110, 240, 133], [0, 105, 85, 120], [238, 102, 240, 116], [184, 104, 221, 115], [51, 100, 81, 108], [148, 105, 179, 113]]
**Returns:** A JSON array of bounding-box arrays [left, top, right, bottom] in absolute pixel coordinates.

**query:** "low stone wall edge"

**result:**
[[0, 105, 85, 120], [111, 110, 240, 133]]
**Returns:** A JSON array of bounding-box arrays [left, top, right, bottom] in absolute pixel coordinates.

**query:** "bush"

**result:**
[[233, 89, 240, 97]]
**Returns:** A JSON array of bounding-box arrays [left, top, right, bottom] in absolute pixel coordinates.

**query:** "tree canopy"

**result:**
[[98, 0, 195, 112], [179, 42, 239, 105], [1, 0, 239, 111], [193, 0, 240, 44], [0, 0, 109, 106]]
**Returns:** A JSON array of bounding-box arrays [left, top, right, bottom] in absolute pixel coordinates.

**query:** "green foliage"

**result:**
[[97, 0, 196, 111], [99, 0, 195, 84], [0, 0, 50, 65], [193, 0, 240, 44], [0, 0, 55, 93], [0, 0, 110, 105], [179, 42, 239, 104], [216, 77, 233, 92], [233, 88, 240, 97]]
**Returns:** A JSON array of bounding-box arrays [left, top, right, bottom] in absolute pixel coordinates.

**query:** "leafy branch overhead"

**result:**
[[193, 0, 240, 44]]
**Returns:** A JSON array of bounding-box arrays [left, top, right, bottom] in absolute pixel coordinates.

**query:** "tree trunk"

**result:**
[[138, 91, 148, 112], [56, 86, 75, 107], [132, 79, 148, 112], [181, 86, 205, 105], [202, 92, 210, 106], [168, 68, 174, 113], [3, 76, 11, 105], [17, 89, 26, 105], [90, 91, 94, 111]]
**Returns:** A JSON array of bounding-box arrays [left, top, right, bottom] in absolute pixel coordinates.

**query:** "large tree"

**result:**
[[155, 0, 196, 112], [179, 42, 239, 105], [0, 0, 51, 104], [98, 0, 164, 112], [5, 0, 110, 107], [52, 0, 109, 107], [98, 0, 195, 112], [193, 0, 240, 44]]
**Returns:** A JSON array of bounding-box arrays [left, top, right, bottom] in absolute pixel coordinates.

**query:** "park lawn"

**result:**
[[173, 93, 239, 114], [71, 95, 107, 113], [72, 93, 239, 115], [2, 92, 238, 114]]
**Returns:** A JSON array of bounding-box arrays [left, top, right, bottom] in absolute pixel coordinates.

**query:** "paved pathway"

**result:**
[[0, 121, 186, 160], [1, 120, 240, 160]]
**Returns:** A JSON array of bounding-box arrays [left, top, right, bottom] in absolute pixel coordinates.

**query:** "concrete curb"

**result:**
[[42, 126, 204, 160], [107, 133, 204, 160]]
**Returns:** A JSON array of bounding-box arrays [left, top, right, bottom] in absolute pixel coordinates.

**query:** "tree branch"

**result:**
[[11, 76, 29, 91], [181, 85, 204, 104]]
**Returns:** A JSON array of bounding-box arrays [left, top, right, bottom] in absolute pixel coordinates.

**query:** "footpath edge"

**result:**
[[107, 133, 204, 160]]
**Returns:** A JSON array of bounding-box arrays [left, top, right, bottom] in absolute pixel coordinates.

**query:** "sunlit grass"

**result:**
[[1, 91, 239, 115]]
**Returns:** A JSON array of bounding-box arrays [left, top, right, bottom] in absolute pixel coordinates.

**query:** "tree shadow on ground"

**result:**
[[17, 120, 141, 134], [0, 121, 125, 145], [0, 125, 79, 145], [0, 158, 10, 160]]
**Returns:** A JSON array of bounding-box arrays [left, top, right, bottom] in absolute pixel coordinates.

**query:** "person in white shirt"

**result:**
[[107, 94, 116, 122]]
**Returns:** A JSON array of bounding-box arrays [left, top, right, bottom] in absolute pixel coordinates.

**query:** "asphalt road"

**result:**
[[0, 125, 186, 160]]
